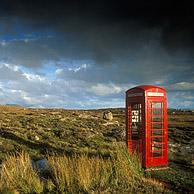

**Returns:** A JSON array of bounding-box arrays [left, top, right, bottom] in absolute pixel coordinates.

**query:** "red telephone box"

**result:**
[[126, 85, 168, 168]]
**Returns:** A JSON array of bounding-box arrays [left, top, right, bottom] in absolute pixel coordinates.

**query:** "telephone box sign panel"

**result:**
[[132, 110, 139, 122], [128, 93, 143, 97], [126, 85, 168, 169], [147, 92, 164, 97]]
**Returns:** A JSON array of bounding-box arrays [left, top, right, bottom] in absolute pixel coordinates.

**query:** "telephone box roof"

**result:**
[[126, 85, 166, 93]]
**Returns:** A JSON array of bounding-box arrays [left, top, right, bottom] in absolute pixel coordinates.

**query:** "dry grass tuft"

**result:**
[[47, 155, 74, 193], [74, 154, 113, 192], [47, 154, 113, 193], [0, 147, 168, 193], [0, 152, 43, 194]]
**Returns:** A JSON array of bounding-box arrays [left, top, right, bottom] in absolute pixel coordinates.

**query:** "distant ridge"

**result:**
[[5, 104, 23, 107]]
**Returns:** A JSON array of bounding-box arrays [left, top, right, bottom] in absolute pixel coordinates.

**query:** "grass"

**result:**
[[48, 155, 74, 193], [149, 163, 194, 193], [0, 146, 170, 194], [0, 152, 43, 194], [48, 154, 113, 193], [0, 106, 194, 193]]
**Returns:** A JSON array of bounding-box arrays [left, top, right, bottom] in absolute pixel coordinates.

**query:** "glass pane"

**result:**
[[152, 102, 162, 108], [152, 137, 162, 142], [152, 143, 162, 150], [152, 129, 163, 136], [151, 143, 163, 157], [150, 102, 164, 158], [152, 123, 163, 129], [152, 109, 163, 115], [152, 115, 162, 122]]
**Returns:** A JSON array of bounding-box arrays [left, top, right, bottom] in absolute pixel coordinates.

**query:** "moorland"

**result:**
[[0, 105, 193, 193]]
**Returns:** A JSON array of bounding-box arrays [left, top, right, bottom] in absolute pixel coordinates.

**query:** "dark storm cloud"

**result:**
[[0, 0, 194, 63], [0, 1, 194, 84]]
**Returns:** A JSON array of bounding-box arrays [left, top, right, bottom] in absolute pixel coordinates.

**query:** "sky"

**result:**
[[0, 0, 194, 109]]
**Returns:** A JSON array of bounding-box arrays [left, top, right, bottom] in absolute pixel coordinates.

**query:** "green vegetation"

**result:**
[[0, 147, 170, 194], [149, 163, 194, 193], [0, 152, 43, 194], [0, 105, 194, 193], [0, 106, 125, 161]]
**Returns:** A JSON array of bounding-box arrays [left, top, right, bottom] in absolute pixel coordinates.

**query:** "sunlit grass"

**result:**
[[47, 145, 167, 193], [0, 152, 43, 194], [48, 155, 74, 193], [47, 154, 113, 193], [0, 147, 169, 193]]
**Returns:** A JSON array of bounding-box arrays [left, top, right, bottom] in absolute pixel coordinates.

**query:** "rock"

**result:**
[[72, 112, 79, 116], [78, 114, 89, 119], [168, 142, 181, 148], [179, 145, 193, 155], [60, 118, 66, 122], [115, 121, 120, 126], [34, 135, 40, 141], [102, 121, 119, 126], [51, 112, 60, 115], [103, 111, 113, 121], [169, 147, 176, 153]]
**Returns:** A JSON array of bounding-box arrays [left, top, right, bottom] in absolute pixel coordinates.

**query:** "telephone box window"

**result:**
[[152, 130, 163, 136], [150, 102, 164, 158], [152, 115, 162, 122], [152, 123, 163, 129], [152, 102, 162, 108]]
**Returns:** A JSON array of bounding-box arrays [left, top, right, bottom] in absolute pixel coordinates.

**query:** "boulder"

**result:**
[[34, 135, 40, 141], [103, 111, 113, 121]]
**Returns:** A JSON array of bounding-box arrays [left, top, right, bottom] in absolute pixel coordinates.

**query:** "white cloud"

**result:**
[[0, 62, 24, 80], [22, 73, 46, 82], [1, 63, 19, 71], [55, 68, 63, 76], [179, 100, 194, 108], [0, 60, 194, 109], [87, 83, 125, 96], [168, 82, 194, 90], [0, 62, 126, 108], [68, 63, 89, 73], [0, 41, 7, 46]]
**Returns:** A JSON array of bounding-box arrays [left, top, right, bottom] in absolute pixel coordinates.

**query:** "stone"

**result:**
[[78, 114, 89, 119], [115, 120, 120, 126], [60, 118, 66, 122], [102, 121, 119, 126], [34, 135, 40, 141], [51, 112, 60, 115], [103, 111, 113, 121]]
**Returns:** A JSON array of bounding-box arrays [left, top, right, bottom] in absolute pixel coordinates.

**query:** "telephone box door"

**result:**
[[128, 102, 143, 160], [147, 100, 167, 167]]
